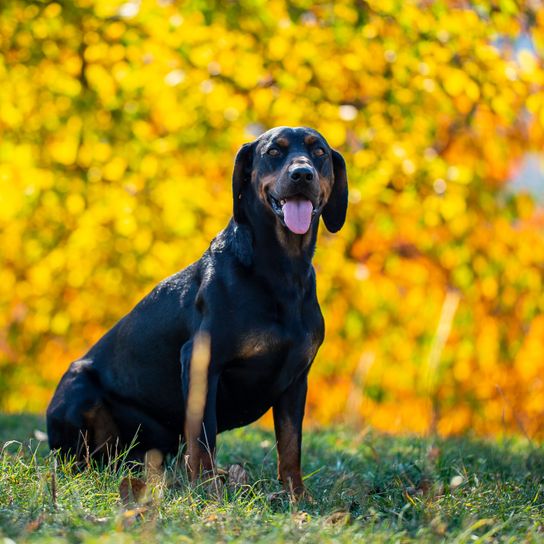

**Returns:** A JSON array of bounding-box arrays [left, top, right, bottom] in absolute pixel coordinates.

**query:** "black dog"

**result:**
[[47, 126, 348, 496]]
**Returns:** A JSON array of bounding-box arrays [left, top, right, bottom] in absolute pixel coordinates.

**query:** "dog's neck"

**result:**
[[227, 218, 318, 285]]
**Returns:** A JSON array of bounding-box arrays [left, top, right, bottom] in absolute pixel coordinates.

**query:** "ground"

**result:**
[[0, 414, 543, 543]]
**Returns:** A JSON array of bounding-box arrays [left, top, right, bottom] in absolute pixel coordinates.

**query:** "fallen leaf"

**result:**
[[430, 516, 447, 536], [450, 475, 464, 491], [25, 513, 45, 533], [119, 506, 148, 529], [203, 474, 224, 500], [292, 511, 310, 527], [122, 507, 148, 518], [119, 476, 147, 507], [324, 511, 351, 526], [205, 512, 218, 523], [227, 463, 249, 488], [267, 489, 289, 506]]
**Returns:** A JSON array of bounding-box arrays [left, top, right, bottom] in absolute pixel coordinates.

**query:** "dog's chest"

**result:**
[[233, 296, 323, 364], [236, 326, 317, 363]]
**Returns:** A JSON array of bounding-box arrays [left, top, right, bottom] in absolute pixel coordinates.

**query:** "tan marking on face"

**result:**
[[319, 175, 333, 205], [256, 173, 278, 205], [276, 137, 290, 148], [304, 134, 317, 145]]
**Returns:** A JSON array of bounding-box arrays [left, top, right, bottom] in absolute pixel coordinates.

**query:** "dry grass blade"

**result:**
[[184, 332, 211, 476], [145, 448, 164, 479], [186, 332, 211, 432], [49, 455, 57, 511]]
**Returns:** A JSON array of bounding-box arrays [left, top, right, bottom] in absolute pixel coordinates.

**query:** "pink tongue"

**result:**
[[282, 199, 313, 234]]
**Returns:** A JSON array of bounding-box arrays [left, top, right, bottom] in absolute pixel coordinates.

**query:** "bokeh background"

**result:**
[[1, 0, 543, 437]]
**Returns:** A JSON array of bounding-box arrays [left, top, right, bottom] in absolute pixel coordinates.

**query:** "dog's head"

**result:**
[[232, 127, 348, 236]]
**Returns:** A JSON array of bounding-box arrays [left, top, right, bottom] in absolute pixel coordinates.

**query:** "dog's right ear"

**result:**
[[232, 142, 255, 224]]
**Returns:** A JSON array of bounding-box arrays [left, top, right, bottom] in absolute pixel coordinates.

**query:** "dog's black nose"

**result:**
[[289, 166, 314, 183]]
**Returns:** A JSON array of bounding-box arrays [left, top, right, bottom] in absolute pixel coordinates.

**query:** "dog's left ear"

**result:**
[[232, 142, 255, 224], [322, 149, 348, 233]]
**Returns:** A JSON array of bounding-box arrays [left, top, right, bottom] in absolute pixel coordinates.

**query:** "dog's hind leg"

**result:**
[[82, 402, 120, 463], [47, 360, 119, 465]]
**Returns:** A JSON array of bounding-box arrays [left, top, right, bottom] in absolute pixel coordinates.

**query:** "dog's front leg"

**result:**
[[182, 334, 219, 481], [272, 372, 308, 499]]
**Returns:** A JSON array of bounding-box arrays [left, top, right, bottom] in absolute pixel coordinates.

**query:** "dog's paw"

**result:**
[[294, 486, 315, 504]]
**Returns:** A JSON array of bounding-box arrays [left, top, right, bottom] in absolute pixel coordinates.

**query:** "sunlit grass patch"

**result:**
[[1, 414, 543, 543]]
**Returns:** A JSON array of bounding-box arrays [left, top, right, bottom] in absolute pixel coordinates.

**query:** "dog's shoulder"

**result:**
[[209, 219, 253, 268]]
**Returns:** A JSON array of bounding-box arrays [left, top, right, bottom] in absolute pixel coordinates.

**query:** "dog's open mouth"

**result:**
[[268, 194, 318, 235]]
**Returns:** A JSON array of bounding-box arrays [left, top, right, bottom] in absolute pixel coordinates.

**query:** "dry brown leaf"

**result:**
[[292, 511, 310, 527], [121, 507, 148, 518], [266, 489, 288, 505], [227, 463, 249, 488], [119, 506, 148, 529], [25, 513, 45, 533], [204, 474, 225, 500], [324, 511, 351, 526], [119, 476, 147, 507]]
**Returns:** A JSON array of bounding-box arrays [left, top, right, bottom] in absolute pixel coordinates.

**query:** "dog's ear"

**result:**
[[232, 142, 255, 224], [322, 149, 348, 233]]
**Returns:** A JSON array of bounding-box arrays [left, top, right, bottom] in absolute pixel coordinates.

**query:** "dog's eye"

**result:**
[[313, 147, 325, 157], [267, 148, 281, 157]]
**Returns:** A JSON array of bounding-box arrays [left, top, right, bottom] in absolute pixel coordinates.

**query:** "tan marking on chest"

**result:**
[[238, 332, 277, 358]]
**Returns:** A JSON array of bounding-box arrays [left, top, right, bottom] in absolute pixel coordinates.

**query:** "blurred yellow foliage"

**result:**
[[1, 0, 544, 437]]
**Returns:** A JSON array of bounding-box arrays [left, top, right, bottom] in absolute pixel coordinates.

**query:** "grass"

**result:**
[[1, 414, 543, 542]]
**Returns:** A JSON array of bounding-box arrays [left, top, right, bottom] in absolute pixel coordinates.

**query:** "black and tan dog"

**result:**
[[47, 126, 348, 497]]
